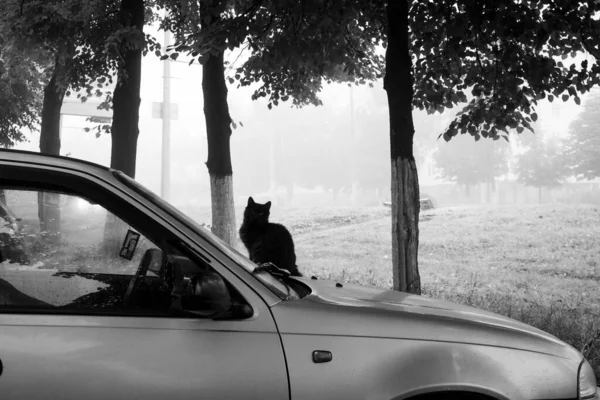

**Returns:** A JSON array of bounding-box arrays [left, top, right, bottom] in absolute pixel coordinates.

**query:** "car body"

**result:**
[[0, 149, 597, 400]]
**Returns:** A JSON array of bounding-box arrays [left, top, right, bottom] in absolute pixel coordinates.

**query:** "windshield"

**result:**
[[113, 171, 300, 300]]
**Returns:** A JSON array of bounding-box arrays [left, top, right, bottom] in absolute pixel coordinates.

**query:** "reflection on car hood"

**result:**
[[273, 279, 583, 361]]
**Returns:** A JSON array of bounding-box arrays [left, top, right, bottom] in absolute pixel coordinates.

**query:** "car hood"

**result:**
[[273, 279, 583, 362]]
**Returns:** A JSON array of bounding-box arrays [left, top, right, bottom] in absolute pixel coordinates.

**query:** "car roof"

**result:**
[[0, 149, 113, 177]]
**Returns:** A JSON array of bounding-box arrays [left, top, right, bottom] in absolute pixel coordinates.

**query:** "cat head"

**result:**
[[243, 197, 271, 225]]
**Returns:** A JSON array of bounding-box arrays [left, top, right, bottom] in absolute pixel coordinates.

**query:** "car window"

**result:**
[[114, 171, 305, 300], [0, 188, 241, 317]]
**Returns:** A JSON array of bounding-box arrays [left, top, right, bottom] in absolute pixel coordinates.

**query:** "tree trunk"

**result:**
[[202, 51, 237, 246], [104, 0, 144, 256], [38, 60, 66, 242], [109, 0, 144, 178], [384, 0, 421, 294]]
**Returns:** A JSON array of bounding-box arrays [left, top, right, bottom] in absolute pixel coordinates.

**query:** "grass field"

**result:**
[[270, 203, 600, 380], [7, 197, 600, 379]]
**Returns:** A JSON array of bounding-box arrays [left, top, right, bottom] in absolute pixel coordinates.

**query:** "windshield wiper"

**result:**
[[252, 262, 291, 278], [252, 262, 296, 300]]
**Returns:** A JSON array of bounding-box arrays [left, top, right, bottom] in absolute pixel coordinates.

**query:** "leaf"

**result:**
[[562, 94, 569, 102], [517, 126, 524, 133], [575, 96, 581, 105], [228, 77, 234, 84], [531, 113, 538, 122]]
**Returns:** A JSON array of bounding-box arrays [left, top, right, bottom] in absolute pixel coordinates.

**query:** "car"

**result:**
[[0, 149, 597, 400]]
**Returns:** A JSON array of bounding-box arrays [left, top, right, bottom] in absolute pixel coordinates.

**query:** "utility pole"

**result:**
[[350, 85, 358, 206], [269, 130, 277, 203], [161, 25, 172, 202]]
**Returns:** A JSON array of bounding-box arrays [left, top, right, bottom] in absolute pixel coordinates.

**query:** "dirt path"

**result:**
[[293, 215, 389, 243], [293, 212, 436, 243]]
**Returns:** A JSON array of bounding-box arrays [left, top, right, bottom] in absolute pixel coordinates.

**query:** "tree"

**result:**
[[516, 135, 565, 202], [162, 0, 600, 294], [411, 1, 600, 140], [2, 0, 122, 239], [236, 0, 385, 234], [0, 47, 42, 207], [434, 134, 510, 196], [403, 0, 600, 292], [160, 0, 385, 245], [109, 0, 145, 178], [0, 46, 43, 148], [564, 89, 600, 180], [3, 0, 121, 156], [245, 0, 600, 294], [157, 0, 267, 245], [384, 0, 421, 293]]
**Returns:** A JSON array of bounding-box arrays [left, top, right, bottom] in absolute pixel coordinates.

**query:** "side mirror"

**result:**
[[166, 256, 253, 320], [189, 270, 232, 312], [190, 271, 254, 319], [145, 249, 165, 277]]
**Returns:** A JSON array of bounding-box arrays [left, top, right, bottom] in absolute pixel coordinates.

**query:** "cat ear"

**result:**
[[265, 201, 271, 210], [248, 197, 255, 206]]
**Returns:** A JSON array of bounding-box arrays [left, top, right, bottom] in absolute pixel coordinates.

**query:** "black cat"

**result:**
[[239, 197, 302, 277]]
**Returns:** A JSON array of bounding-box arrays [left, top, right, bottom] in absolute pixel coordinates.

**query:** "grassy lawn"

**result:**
[[8, 198, 600, 379], [275, 204, 600, 379], [289, 204, 600, 311]]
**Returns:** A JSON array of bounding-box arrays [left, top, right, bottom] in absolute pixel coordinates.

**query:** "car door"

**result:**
[[0, 172, 289, 400]]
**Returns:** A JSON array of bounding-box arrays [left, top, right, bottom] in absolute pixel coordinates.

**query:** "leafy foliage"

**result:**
[[563, 89, 600, 180], [159, 0, 386, 109], [3, 0, 122, 95], [0, 0, 132, 150], [433, 134, 510, 189], [158, 0, 266, 60], [234, 0, 386, 109], [163, 0, 600, 142], [411, 1, 600, 141], [0, 45, 44, 147], [0, 0, 164, 142]]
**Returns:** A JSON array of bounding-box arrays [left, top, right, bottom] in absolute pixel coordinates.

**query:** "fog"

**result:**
[[13, 24, 600, 215]]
